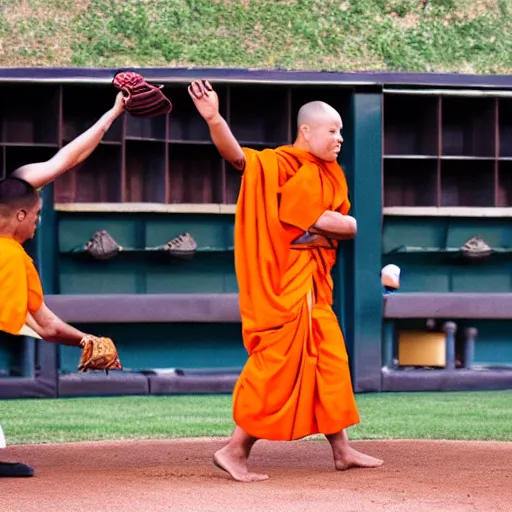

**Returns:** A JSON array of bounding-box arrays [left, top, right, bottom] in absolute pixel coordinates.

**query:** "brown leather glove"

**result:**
[[78, 335, 123, 374], [113, 71, 172, 118]]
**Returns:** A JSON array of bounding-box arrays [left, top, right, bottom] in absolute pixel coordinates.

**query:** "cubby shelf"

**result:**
[[61, 245, 235, 258], [3, 82, 351, 204], [385, 246, 512, 255], [383, 93, 512, 208]]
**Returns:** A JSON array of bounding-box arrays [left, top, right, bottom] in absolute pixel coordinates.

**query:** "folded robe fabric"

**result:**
[[232, 145, 360, 441], [0, 237, 43, 335]]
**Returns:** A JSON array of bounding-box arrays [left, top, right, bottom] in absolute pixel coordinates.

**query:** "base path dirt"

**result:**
[[2, 438, 511, 512]]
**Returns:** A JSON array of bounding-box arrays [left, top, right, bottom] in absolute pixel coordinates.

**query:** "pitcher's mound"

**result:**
[[3, 438, 511, 511]]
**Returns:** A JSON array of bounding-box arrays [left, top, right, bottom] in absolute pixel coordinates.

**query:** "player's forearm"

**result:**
[[31, 305, 86, 347], [13, 106, 124, 189], [311, 211, 357, 239], [207, 113, 246, 170], [43, 318, 86, 347], [59, 107, 121, 168]]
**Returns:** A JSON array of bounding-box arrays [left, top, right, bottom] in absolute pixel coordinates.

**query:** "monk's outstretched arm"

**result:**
[[188, 80, 246, 171], [310, 210, 357, 240], [30, 303, 87, 347], [12, 92, 125, 189], [206, 114, 246, 171]]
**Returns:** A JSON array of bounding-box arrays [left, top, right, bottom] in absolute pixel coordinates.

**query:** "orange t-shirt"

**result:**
[[0, 237, 44, 335]]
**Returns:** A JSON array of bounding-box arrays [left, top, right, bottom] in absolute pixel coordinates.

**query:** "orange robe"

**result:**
[[0, 237, 44, 335], [232, 146, 360, 441]]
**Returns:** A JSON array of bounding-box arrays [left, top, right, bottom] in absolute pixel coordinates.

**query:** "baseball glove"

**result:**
[[78, 335, 123, 374], [112, 71, 172, 118], [291, 231, 336, 250], [84, 230, 123, 260], [163, 232, 198, 260], [461, 236, 492, 259]]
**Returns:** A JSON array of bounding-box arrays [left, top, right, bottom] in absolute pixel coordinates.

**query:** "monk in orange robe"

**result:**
[[189, 80, 383, 482], [1, 91, 125, 340], [0, 92, 125, 478]]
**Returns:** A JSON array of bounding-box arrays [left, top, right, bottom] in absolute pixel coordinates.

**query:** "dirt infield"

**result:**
[[3, 438, 511, 512]]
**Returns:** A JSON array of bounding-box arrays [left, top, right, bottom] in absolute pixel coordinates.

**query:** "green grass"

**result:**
[[0, 0, 510, 73], [0, 390, 511, 445]]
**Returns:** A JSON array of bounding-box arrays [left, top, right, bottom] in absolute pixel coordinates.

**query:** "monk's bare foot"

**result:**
[[213, 447, 269, 482], [334, 445, 383, 471]]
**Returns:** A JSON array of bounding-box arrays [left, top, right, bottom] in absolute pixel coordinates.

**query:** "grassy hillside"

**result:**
[[0, 0, 510, 73]]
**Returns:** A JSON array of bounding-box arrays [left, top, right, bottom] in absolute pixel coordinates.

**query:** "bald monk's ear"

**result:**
[[299, 124, 310, 140], [16, 209, 27, 222]]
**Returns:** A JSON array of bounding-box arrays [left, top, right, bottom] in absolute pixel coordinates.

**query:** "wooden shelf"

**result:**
[[62, 84, 122, 143], [230, 85, 289, 144], [11, 83, 511, 211], [440, 159, 494, 207], [5, 83, 512, 211], [441, 96, 495, 157], [383, 206, 512, 217], [440, 156, 495, 161], [385, 245, 512, 255], [1, 142, 59, 148], [5, 146, 57, 176], [0, 84, 59, 145], [21, 82, 320, 206], [125, 115, 167, 141], [54, 144, 122, 203], [225, 163, 242, 204], [499, 98, 512, 157], [167, 139, 214, 145], [125, 140, 167, 203], [62, 245, 234, 258], [497, 161, 512, 207], [384, 155, 438, 160], [383, 158, 437, 207], [383, 92, 509, 208], [384, 94, 438, 156], [54, 202, 237, 214], [169, 144, 223, 204]]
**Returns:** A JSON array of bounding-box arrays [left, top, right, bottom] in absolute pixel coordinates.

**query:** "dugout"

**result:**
[[1, 67, 512, 398]]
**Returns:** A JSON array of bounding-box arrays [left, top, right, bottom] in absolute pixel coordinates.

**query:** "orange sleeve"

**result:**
[[0, 254, 29, 335], [24, 256, 44, 314], [336, 171, 351, 215], [278, 164, 326, 231]]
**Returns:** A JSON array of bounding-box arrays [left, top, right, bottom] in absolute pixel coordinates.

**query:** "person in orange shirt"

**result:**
[[0, 92, 125, 478], [189, 80, 383, 482]]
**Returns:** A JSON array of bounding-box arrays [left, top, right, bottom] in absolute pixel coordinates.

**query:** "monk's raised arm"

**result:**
[[310, 210, 357, 240], [12, 92, 125, 189], [188, 80, 246, 171]]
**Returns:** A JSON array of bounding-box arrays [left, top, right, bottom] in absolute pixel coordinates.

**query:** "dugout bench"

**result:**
[[0, 335, 58, 399], [382, 292, 512, 392], [45, 293, 241, 398]]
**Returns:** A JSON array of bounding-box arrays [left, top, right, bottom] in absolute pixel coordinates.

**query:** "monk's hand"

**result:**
[[112, 91, 126, 117], [188, 80, 219, 122]]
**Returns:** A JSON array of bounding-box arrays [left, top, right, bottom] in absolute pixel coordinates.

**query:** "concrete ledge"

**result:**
[[58, 372, 150, 397], [55, 202, 237, 214], [0, 377, 57, 399], [382, 368, 512, 392], [148, 374, 238, 395], [384, 293, 512, 319], [45, 293, 241, 323]]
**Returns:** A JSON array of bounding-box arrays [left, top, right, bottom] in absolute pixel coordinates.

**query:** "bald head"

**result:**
[[0, 177, 39, 217], [294, 101, 344, 162], [297, 101, 341, 129]]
